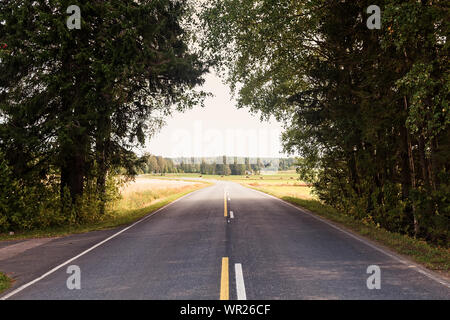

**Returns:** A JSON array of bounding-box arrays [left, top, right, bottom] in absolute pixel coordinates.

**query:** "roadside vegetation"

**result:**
[[0, 177, 209, 241], [0, 272, 11, 293]]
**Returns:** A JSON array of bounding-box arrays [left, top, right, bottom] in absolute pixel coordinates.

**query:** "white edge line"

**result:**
[[247, 186, 450, 289], [230, 211, 234, 219], [0, 185, 211, 300], [235, 263, 247, 300]]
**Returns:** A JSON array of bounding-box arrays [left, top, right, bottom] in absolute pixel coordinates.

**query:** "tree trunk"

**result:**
[[95, 100, 112, 215], [60, 151, 85, 203], [96, 137, 108, 215], [403, 95, 419, 237], [59, 43, 89, 209], [418, 135, 431, 189]]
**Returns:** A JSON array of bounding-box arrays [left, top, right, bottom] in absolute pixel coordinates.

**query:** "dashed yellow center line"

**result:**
[[224, 192, 228, 217], [220, 257, 229, 300]]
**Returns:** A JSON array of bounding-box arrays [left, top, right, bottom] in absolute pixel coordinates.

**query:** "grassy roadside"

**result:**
[[0, 272, 11, 293], [244, 184, 450, 276], [0, 181, 211, 242]]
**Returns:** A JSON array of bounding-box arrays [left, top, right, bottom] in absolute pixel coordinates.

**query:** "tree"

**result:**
[[0, 0, 208, 218], [146, 155, 159, 174], [200, 159, 208, 174], [236, 164, 246, 175], [244, 157, 251, 173], [156, 156, 166, 174]]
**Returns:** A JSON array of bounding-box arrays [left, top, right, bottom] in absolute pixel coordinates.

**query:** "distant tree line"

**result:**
[[137, 155, 297, 175]]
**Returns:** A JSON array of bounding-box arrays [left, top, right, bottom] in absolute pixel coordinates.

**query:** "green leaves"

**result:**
[[201, 0, 450, 245], [0, 0, 208, 225]]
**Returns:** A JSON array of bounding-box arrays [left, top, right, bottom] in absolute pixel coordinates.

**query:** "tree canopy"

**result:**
[[0, 0, 208, 229], [201, 0, 449, 244]]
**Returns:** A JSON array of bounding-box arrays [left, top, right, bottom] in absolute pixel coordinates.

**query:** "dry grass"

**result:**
[[119, 177, 199, 195], [0, 272, 11, 293], [114, 177, 204, 214], [244, 185, 314, 199]]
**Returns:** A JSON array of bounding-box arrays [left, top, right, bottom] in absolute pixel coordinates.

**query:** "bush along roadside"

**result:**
[[0, 272, 11, 293]]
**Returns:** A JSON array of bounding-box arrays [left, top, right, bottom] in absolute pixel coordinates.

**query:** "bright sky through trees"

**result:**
[[140, 72, 286, 158]]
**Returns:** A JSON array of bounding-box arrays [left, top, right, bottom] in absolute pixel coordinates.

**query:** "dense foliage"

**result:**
[[201, 0, 449, 245], [0, 0, 207, 231]]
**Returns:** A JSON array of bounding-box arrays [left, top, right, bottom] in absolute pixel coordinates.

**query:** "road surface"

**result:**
[[1, 181, 449, 299]]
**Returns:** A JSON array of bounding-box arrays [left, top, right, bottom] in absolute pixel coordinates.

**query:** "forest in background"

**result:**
[[135, 155, 297, 175]]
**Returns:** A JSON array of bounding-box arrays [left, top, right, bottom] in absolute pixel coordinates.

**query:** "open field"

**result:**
[[152, 171, 315, 199], [120, 177, 201, 195], [158, 170, 300, 181], [116, 177, 203, 212], [0, 177, 210, 241]]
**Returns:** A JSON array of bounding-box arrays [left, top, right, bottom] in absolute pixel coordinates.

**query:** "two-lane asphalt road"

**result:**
[[1, 181, 449, 299]]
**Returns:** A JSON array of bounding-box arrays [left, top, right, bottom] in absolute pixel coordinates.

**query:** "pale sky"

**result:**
[[138, 73, 286, 159]]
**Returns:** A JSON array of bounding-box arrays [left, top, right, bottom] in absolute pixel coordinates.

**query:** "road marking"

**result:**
[[230, 211, 234, 219], [247, 186, 450, 289], [235, 263, 247, 300], [224, 192, 228, 217], [220, 257, 229, 300], [228, 197, 231, 201], [0, 186, 210, 300]]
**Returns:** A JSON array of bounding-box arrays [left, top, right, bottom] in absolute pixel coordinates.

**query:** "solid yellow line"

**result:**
[[220, 257, 229, 300], [224, 192, 227, 217]]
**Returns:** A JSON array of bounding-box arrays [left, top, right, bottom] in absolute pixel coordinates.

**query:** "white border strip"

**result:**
[[235, 263, 247, 300], [247, 186, 450, 289], [0, 185, 211, 300]]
